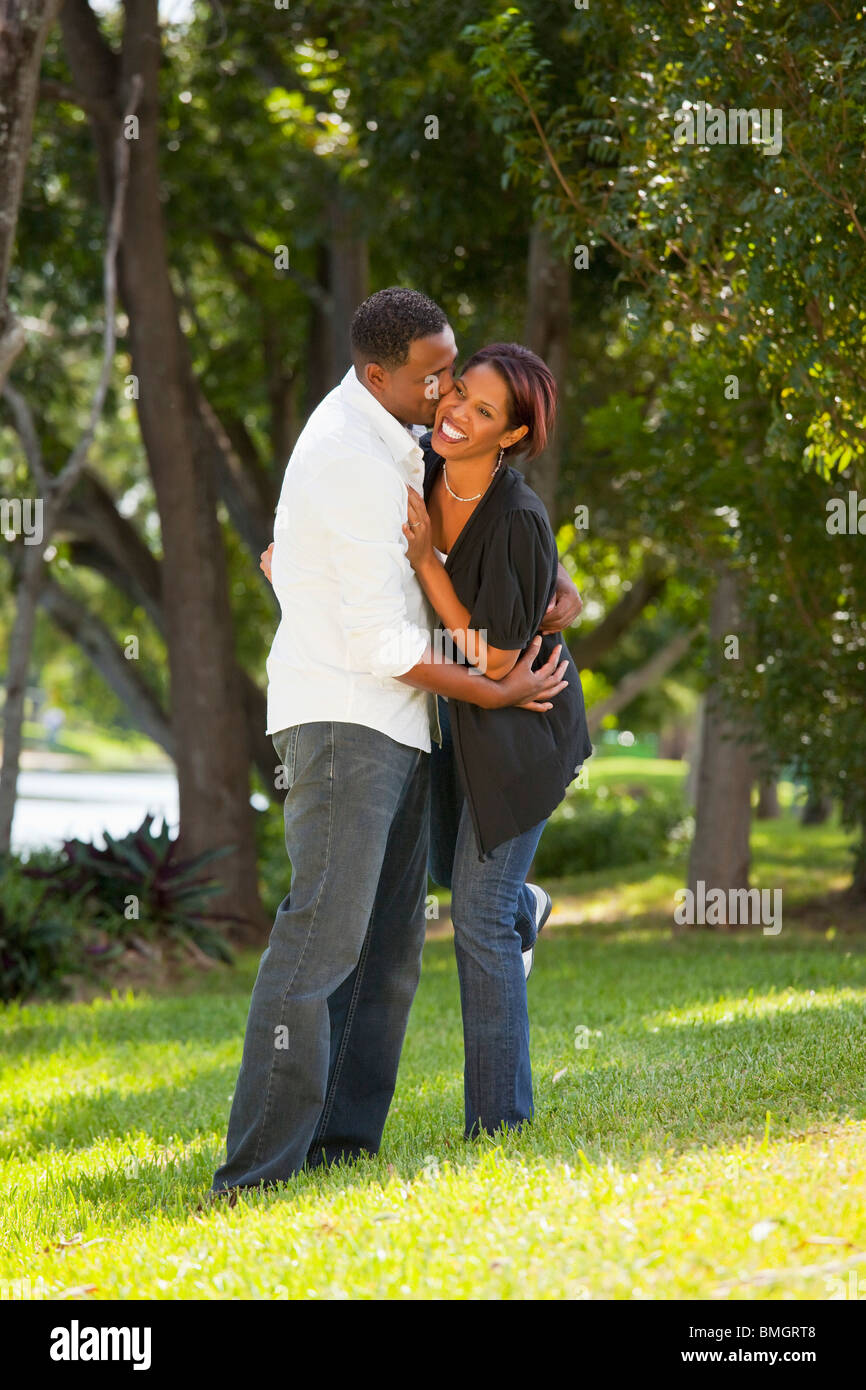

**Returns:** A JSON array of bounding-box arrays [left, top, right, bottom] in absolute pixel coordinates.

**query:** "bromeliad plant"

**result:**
[[26, 815, 236, 964]]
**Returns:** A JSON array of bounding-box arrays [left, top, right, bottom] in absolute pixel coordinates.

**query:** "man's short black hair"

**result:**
[[350, 287, 448, 371]]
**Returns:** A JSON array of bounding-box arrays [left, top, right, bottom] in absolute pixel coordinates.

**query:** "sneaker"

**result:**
[[522, 883, 552, 980]]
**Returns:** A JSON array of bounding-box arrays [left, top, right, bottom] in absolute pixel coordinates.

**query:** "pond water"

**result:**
[[10, 769, 179, 855]]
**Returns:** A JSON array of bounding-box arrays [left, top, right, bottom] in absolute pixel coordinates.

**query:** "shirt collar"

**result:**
[[339, 367, 424, 481]]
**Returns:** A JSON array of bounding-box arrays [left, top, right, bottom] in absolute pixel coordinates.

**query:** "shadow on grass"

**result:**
[[533, 994, 866, 1161], [4, 1058, 241, 1156], [4, 918, 866, 1233], [10, 989, 866, 1227], [0, 984, 257, 1061]]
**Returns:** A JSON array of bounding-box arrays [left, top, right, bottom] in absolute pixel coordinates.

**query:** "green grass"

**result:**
[[2, 762, 864, 1300], [589, 753, 689, 793], [19, 719, 169, 770], [2, 919, 865, 1297]]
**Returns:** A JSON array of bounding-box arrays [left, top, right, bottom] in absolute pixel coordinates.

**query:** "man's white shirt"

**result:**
[[266, 367, 435, 753]]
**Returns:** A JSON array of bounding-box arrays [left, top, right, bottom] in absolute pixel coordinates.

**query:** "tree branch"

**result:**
[[39, 577, 175, 757], [38, 77, 97, 111], [1, 380, 49, 492], [570, 555, 669, 670], [586, 625, 699, 735]]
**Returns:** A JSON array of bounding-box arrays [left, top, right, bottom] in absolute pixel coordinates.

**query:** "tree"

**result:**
[[0, 0, 62, 387], [460, 1, 866, 899], [58, 0, 264, 935], [0, 73, 136, 852], [687, 568, 753, 902]]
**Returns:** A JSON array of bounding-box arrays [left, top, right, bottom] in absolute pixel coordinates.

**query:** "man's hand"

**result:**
[[490, 637, 569, 712], [540, 562, 582, 634], [260, 542, 274, 584]]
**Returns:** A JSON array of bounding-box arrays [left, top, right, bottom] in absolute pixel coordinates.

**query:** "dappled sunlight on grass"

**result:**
[[540, 809, 859, 936], [589, 756, 688, 791], [2, 768, 864, 1299], [644, 985, 866, 1030]]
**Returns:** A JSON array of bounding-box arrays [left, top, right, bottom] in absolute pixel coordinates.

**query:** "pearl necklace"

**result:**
[[442, 449, 504, 503]]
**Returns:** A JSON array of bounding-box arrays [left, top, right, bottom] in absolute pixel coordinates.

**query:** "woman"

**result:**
[[401, 342, 593, 1139]]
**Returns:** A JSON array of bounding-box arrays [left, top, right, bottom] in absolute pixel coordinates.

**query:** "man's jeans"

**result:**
[[429, 696, 546, 1137], [212, 720, 429, 1191]]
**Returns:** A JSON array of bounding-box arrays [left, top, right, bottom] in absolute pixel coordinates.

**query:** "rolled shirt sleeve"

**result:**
[[325, 451, 430, 680]]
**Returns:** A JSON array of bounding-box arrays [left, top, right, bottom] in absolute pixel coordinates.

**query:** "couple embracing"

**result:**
[[211, 287, 593, 1198]]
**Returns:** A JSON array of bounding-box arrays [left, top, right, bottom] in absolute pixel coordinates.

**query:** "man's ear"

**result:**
[[364, 361, 388, 396], [500, 423, 529, 450]]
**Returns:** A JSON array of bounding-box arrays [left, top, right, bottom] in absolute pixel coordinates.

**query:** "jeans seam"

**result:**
[[251, 721, 336, 1173], [311, 747, 421, 1153], [311, 903, 374, 1148], [455, 827, 525, 1134], [499, 835, 520, 1126]]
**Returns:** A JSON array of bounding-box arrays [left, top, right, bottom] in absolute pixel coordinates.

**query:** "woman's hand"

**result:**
[[488, 638, 569, 711], [540, 563, 582, 633], [402, 485, 435, 571], [260, 542, 274, 584]]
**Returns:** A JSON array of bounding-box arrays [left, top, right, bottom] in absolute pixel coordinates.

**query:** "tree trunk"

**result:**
[[685, 694, 704, 806], [523, 220, 570, 525], [304, 196, 368, 414], [306, 241, 335, 412], [687, 568, 753, 913], [328, 193, 368, 378], [0, 0, 62, 389], [658, 719, 690, 760], [0, 544, 44, 848], [755, 773, 780, 820], [849, 825, 866, 903], [801, 786, 832, 825], [61, 0, 265, 938]]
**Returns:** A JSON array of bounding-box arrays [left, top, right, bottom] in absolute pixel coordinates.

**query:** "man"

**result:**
[[211, 288, 579, 1197]]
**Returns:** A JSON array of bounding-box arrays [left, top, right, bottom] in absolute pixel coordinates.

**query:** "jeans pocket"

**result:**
[[272, 725, 300, 792]]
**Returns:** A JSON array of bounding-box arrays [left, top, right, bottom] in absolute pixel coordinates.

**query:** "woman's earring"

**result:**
[[496, 448, 504, 469]]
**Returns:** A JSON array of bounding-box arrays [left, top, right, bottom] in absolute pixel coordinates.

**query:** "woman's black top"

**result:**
[[422, 437, 593, 859]]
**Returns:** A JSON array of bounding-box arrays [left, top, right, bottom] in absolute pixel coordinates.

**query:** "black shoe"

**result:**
[[195, 1187, 239, 1215]]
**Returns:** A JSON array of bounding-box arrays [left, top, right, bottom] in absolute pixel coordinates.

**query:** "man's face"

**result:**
[[376, 326, 458, 427]]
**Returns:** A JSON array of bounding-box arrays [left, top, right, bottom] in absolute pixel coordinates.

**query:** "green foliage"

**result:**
[[255, 802, 291, 912], [25, 816, 235, 964], [5, 0, 865, 906], [532, 781, 692, 878], [459, 3, 866, 867], [0, 856, 83, 1003]]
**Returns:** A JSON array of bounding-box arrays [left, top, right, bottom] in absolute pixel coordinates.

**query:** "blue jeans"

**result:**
[[212, 720, 429, 1191], [429, 697, 547, 1137]]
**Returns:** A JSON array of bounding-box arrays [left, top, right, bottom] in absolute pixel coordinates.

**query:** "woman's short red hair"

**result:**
[[461, 342, 557, 462]]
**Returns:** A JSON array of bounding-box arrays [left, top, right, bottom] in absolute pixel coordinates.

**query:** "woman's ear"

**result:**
[[500, 423, 529, 451]]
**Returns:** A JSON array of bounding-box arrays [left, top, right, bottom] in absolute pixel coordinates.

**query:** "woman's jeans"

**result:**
[[429, 696, 547, 1137]]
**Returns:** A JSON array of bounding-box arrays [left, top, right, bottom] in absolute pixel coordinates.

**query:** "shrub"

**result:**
[[256, 801, 291, 911], [0, 856, 84, 1002], [25, 816, 235, 964], [532, 784, 693, 878]]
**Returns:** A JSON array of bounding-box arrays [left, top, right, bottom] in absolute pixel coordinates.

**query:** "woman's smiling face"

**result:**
[[433, 362, 527, 458]]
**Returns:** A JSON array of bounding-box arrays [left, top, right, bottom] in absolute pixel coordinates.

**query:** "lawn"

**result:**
[[1, 792, 865, 1300]]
